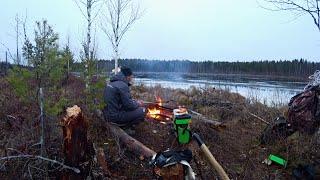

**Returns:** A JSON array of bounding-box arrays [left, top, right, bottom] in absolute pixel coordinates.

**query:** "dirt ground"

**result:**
[[1, 75, 319, 179]]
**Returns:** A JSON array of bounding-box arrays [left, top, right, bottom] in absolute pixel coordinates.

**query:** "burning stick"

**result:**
[[143, 100, 172, 105]]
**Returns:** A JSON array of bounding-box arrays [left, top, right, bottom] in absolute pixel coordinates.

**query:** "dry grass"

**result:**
[[0, 77, 319, 179]]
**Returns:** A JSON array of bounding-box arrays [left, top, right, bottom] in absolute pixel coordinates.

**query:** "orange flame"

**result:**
[[146, 96, 162, 120], [147, 107, 161, 119]]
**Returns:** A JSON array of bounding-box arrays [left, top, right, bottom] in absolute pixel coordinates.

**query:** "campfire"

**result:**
[[146, 97, 173, 122]]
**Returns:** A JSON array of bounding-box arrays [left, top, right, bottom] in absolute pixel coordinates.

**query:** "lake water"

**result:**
[[134, 73, 307, 107]]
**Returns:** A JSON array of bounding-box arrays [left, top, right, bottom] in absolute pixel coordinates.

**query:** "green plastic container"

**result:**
[[174, 113, 192, 144], [268, 154, 287, 167]]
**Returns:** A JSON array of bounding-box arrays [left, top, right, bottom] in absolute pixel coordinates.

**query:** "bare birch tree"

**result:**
[[15, 15, 21, 65], [262, 0, 320, 32], [101, 0, 142, 74], [73, 0, 101, 88]]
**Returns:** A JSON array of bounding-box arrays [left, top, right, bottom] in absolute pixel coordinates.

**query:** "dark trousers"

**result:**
[[107, 107, 145, 127]]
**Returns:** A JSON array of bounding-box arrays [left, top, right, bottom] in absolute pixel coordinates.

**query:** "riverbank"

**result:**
[[0, 75, 318, 179]]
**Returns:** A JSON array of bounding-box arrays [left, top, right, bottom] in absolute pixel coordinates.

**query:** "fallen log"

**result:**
[[108, 123, 156, 158], [95, 109, 156, 158], [189, 110, 224, 127]]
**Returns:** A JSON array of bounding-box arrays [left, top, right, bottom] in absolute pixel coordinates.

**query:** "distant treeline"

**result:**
[[0, 63, 30, 76], [2, 58, 320, 77], [94, 59, 320, 77]]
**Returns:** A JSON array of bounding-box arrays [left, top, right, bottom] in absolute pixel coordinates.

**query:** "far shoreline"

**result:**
[[133, 71, 308, 83]]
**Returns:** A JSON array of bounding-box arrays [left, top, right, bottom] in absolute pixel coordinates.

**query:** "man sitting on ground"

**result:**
[[103, 67, 145, 129]]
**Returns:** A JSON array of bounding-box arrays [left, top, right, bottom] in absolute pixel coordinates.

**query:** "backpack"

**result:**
[[288, 86, 320, 134]]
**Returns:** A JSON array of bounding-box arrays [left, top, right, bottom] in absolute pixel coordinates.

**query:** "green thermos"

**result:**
[[173, 108, 192, 144]]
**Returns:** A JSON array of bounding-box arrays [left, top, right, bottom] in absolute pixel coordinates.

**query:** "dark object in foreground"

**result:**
[[260, 117, 294, 145], [149, 149, 194, 180], [150, 149, 192, 167], [292, 164, 315, 180]]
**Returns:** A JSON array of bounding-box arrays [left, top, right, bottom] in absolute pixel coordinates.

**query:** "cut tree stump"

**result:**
[[61, 105, 92, 179]]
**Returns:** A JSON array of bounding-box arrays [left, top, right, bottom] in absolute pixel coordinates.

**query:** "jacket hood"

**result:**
[[110, 72, 130, 84]]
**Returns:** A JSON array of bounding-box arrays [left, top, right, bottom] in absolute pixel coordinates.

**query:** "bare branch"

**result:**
[[73, 0, 88, 19], [262, 0, 320, 31], [100, 0, 143, 73]]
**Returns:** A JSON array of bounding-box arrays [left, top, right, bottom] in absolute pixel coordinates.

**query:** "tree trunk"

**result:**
[[39, 88, 46, 156], [85, 0, 92, 89], [114, 47, 119, 74]]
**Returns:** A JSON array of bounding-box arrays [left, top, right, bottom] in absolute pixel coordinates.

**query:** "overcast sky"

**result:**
[[1, 0, 320, 63]]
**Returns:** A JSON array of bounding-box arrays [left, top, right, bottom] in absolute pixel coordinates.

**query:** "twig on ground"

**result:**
[[0, 155, 80, 173], [28, 164, 33, 180], [7, 147, 23, 154], [6, 115, 17, 120], [247, 111, 270, 125]]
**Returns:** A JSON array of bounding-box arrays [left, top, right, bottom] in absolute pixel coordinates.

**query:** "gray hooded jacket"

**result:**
[[103, 72, 139, 122]]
